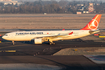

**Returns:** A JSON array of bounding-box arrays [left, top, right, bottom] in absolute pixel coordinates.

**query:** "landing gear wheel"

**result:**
[[53, 43, 55, 45], [49, 42, 55, 45]]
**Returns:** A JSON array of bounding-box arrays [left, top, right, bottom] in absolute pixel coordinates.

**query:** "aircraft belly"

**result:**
[[9, 35, 34, 41], [13, 35, 47, 41], [9, 38, 31, 41]]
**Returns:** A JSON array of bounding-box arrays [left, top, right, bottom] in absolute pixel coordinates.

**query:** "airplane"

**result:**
[[2, 14, 102, 45]]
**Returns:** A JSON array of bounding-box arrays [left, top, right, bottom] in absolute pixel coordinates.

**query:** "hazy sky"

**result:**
[[16, 0, 104, 1], [15, 0, 105, 2]]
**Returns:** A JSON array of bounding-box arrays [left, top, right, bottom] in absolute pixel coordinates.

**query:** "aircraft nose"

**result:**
[[2, 36, 4, 39], [2, 36, 5, 39]]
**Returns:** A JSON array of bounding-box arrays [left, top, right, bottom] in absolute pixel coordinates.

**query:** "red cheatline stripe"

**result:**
[[69, 32, 73, 35]]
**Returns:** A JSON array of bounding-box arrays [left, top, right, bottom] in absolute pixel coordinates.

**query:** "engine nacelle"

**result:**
[[34, 38, 42, 44]]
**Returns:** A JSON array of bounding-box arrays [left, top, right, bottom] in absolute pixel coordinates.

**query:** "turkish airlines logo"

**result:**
[[88, 19, 98, 30]]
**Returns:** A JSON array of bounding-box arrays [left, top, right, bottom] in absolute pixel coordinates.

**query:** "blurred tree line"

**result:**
[[0, 1, 74, 14], [94, 2, 105, 13], [0, 1, 104, 14]]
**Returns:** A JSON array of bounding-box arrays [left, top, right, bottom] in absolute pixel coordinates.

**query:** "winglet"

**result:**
[[81, 14, 102, 30]]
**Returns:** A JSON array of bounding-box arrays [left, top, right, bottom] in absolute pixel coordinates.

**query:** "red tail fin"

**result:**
[[81, 14, 102, 30]]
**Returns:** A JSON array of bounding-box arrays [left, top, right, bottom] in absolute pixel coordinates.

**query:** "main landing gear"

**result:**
[[49, 42, 55, 45], [48, 39, 55, 45]]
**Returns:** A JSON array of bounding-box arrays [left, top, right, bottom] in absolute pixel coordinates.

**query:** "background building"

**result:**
[[0, 0, 22, 5], [88, 3, 94, 13]]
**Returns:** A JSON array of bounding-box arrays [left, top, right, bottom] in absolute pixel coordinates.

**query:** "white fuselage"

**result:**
[[2, 30, 91, 41]]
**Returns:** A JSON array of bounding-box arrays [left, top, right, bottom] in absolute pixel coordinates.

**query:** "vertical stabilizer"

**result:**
[[81, 14, 102, 30]]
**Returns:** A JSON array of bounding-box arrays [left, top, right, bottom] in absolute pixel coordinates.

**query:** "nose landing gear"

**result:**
[[12, 41, 15, 45]]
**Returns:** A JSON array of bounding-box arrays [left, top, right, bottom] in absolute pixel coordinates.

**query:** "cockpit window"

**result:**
[[4, 34, 8, 36]]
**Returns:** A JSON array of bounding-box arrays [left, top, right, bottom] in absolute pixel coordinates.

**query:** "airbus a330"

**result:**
[[2, 14, 102, 45]]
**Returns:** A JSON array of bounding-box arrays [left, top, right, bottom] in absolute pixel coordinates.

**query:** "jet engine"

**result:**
[[34, 38, 42, 44]]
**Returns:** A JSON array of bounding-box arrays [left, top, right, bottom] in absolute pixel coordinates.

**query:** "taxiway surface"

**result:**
[[0, 39, 105, 70], [0, 39, 105, 56]]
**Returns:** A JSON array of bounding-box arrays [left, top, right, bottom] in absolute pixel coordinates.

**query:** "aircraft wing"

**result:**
[[41, 32, 73, 41], [41, 30, 100, 42]]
